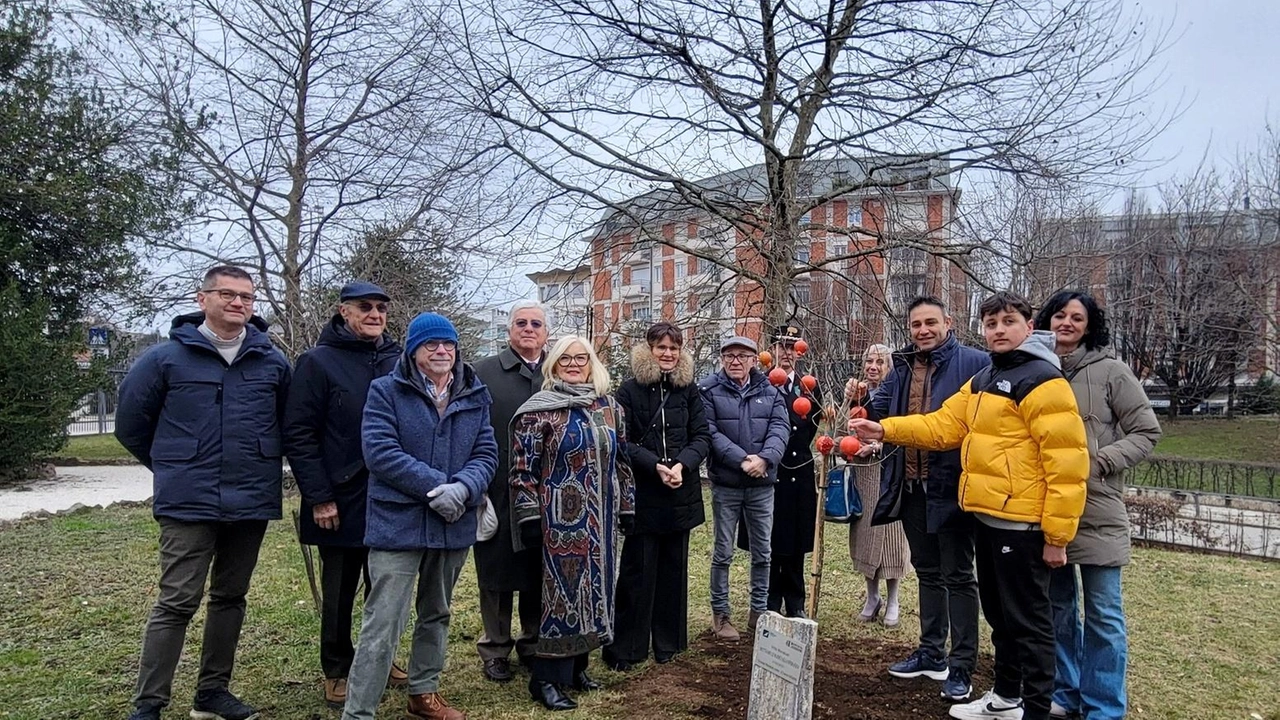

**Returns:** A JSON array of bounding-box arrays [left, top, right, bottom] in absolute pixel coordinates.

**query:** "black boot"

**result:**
[[572, 670, 602, 692], [528, 678, 577, 711]]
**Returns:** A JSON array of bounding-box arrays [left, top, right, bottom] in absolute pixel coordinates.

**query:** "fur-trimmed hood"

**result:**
[[630, 342, 695, 387]]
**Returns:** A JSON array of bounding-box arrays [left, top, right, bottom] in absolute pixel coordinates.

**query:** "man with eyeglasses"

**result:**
[[284, 281, 408, 708], [116, 265, 291, 720], [471, 300, 549, 682], [698, 335, 790, 641]]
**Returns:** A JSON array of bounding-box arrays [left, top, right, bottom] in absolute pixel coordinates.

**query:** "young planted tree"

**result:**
[[452, 0, 1169, 337]]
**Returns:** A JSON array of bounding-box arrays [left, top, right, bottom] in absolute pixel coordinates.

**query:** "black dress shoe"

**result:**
[[604, 657, 634, 672], [572, 670, 602, 692], [482, 657, 513, 682], [528, 678, 577, 711], [653, 653, 675, 664]]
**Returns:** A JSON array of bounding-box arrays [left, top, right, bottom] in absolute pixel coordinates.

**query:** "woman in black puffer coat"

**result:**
[[603, 322, 712, 671]]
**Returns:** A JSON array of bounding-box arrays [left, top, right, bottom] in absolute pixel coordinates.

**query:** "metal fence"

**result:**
[[67, 371, 125, 436], [1127, 486, 1280, 561], [1122, 456, 1280, 500]]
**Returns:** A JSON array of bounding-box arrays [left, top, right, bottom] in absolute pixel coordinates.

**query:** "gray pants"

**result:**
[[342, 547, 469, 720], [133, 518, 268, 710], [476, 588, 540, 662], [710, 484, 774, 615]]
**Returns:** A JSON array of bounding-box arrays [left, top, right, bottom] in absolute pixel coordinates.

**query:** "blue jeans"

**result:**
[[1050, 564, 1127, 720], [710, 484, 774, 615]]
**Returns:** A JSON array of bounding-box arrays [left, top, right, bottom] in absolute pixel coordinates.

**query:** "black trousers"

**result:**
[[531, 652, 589, 685], [604, 530, 690, 665], [901, 485, 979, 672], [975, 521, 1056, 720], [767, 553, 807, 616], [318, 545, 370, 678], [477, 588, 541, 662]]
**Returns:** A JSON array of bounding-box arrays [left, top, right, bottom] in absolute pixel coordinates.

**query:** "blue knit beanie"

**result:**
[[405, 312, 459, 355]]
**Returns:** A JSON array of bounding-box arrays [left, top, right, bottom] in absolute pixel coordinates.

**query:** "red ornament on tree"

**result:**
[[816, 435, 835, 454], [768, 367, 788, 386], [849, 405, 868, 420], [800, 374, 817, 392], [839, 435, 861, 458], [793, 338, 809, 356], [792, 396, 812, 418]]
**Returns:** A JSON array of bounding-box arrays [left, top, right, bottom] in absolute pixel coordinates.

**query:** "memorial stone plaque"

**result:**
[[747, 611, 817, 720]]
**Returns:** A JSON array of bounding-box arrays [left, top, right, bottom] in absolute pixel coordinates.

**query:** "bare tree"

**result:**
[[71, 0, 530, 353], [1107, 173, 1266, 419], [449, 0, 1170, 342]]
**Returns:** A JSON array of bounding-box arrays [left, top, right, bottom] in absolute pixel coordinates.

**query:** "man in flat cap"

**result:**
[[284, 281, 408, 708], [698, 335, 790, 640]]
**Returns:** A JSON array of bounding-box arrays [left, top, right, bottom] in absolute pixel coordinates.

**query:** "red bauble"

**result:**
[[816, 435, 835, 454], [800, 374, 817, 392], [768, 367, 788, 386], [792, 396, 812, 418], [849, 405, 868, 420], [839, 435, 861, 458], [793, 339, 809, 356]]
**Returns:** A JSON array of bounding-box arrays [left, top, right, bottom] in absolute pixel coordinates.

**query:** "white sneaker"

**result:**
[[948, 690, 1024, 719]]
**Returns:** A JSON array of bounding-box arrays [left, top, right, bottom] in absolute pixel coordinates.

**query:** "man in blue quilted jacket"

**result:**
[[116, 265, 291, 720]]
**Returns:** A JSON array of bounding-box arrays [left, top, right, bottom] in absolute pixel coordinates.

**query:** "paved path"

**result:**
[[0, 465, 151, 522]]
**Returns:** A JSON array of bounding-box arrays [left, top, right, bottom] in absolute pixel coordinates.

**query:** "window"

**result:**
[[629, 303, 652, 322], [792, 279, 811, 306], [675, 258, 687, 279], [611, 275, 620, 295], [794, 244, 810, 265], [799, 211, 811, 226], [832, 170, 849, 189], [540, 284, 561, 302], [633, 264, 652, 293], [568, 281, 585, 299], [849, 207, 863, 227]]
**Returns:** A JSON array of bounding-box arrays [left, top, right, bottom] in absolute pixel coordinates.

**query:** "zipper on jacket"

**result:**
[[659, 380, 669, 463]]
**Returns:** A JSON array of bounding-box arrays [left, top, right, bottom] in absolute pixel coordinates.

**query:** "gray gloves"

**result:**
[[427, 482, 470, 523]]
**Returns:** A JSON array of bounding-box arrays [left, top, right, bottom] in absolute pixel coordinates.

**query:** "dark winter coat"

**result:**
[[869, 333, 990, 532], [615, 343, 712, 535], [360, 351, 498, 551], [772, 374, 824, 556], [115, 313, 291, 522], [699, 368, 790, 488], [471, 347, 545, 592], [1059, 347, 1162, 566], [283, 315, 401, 547]]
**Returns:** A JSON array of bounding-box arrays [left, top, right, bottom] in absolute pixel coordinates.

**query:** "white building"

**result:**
[[527, 264, 592, 342]]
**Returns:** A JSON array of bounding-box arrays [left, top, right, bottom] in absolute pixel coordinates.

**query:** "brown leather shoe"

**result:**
[[712, 613, 740, 641], [407, 692, 466, 720], [387, 662, 409, 688], [323, 677, 347, 709], [748, 609, 762, 632]]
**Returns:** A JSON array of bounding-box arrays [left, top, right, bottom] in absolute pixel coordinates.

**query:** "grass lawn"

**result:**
[[1, 501, 1278, 720], [1154, 416, 1280, 463], [58, 434, 133, 463]]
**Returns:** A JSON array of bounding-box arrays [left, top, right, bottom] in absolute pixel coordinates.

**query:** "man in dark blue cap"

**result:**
[[284, 280, 407, 708]]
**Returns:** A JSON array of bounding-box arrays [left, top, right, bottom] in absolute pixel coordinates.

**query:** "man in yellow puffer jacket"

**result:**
[[852, 291, 1088, 720]]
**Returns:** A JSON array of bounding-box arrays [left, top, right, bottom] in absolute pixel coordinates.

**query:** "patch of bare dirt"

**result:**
[[617, 631, 993, 719]]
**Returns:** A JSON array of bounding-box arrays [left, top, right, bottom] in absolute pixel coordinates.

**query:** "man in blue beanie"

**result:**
[[343, 311, 497, 720]]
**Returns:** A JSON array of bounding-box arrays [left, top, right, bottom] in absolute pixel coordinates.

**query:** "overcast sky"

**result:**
[[1138, 0, 1279, 182]]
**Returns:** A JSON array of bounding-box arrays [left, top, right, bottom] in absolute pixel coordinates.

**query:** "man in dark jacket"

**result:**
[[116, 265, 291, 720], [699, 335, 790, 641], [283, 281, 404, 708], [869, 296, 990, 702], [763, 324, 822, 618], [471, 300, 547, 682]]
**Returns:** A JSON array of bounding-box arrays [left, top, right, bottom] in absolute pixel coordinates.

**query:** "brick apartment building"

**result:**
[[569, 157, 972, 370]]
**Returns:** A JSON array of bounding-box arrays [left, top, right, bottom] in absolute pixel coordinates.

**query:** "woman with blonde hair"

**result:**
[[509, 335, 636, 711], [846, 343, 910, 626]]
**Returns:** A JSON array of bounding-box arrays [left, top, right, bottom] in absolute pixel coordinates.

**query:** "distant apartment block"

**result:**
[[527, 264, 592, 342], [574, 157, 971, 364]]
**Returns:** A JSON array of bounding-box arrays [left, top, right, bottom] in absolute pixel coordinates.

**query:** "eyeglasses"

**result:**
[[348, 301, 389, 314], [423, 340, 456, 352], [202, 288, 256, 304], [721, 353, 753, 364], [514, 319, 545, 329], [556, 353, 590, 367]]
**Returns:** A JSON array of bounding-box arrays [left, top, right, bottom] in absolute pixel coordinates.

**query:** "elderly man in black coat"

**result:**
[[283, 281, 404, 708], [471, 300, 549, 682]]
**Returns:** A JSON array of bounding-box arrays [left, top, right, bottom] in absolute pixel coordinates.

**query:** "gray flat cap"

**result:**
[[719, 335, 758, 353]]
